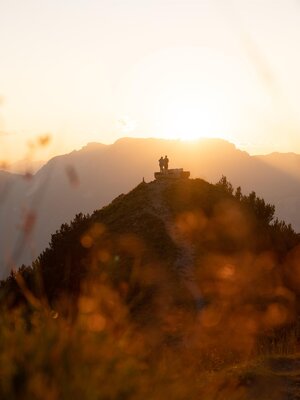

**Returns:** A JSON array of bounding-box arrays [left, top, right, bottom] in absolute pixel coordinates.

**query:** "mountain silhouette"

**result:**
[[1, 137, 300, 276]]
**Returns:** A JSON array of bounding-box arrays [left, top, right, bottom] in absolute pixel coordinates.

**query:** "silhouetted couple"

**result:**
[[159, 155, 169, 173]]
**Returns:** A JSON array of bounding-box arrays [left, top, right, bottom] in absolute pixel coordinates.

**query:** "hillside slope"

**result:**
[[2, 177, 300, 399], [2, 177, 299, 323]]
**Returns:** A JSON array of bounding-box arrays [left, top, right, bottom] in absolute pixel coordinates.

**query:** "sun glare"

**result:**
[[156, 100, 231, 141], [126, 47, 248, 144]]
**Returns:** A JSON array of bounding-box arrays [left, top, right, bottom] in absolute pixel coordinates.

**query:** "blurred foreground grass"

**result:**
[[1, 278, 300, 400]]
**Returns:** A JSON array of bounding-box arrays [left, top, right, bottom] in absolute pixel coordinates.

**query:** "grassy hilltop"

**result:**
[[1, 177, 300, 399]]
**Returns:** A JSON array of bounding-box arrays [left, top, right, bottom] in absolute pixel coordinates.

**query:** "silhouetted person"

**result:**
[[159, 156, 164, 172], [164, 155, 169, 171]]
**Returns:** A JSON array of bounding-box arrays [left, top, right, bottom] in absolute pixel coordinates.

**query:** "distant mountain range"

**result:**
[[1, 137, 300, 277]]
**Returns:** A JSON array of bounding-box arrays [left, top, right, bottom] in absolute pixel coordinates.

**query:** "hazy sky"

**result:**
[[1, 0, 300, 162]]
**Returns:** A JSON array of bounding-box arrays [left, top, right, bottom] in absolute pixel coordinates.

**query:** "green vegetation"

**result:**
[[1, 177, 300, 399]]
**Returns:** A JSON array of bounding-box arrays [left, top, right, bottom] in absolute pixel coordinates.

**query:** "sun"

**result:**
[[126, 47, 243, 143], [155, 99, 231, 141]]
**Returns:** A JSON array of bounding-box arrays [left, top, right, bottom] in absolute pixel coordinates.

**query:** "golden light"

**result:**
[[126, 46, 256, 143], [155, 97, 232, 141]]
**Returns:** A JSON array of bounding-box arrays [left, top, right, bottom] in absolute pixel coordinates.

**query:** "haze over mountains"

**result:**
[[1, 137, 300, 277]]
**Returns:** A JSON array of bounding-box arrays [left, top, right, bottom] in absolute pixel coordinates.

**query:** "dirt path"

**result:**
[[148, 181, 204, 310]]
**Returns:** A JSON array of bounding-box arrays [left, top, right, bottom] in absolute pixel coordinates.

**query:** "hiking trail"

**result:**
[[147, 180, 204, 310]]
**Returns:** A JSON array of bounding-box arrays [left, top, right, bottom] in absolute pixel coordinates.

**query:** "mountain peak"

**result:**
[[80, 142, 108, 151]]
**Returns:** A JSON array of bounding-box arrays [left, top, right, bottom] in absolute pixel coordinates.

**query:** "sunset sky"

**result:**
[[1, 0, 300, 163]]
